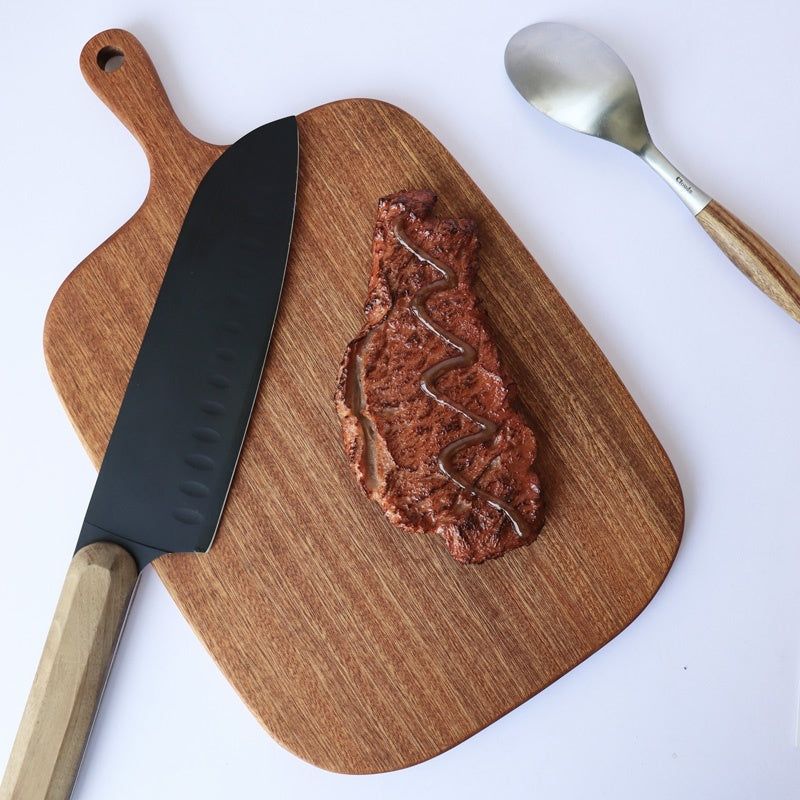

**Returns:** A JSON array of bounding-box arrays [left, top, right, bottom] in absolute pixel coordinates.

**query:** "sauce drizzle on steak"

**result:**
[[394, 219, 532, 539]]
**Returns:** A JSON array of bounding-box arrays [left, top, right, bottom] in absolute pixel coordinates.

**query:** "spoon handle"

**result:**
[[696, 201, 800, 323]]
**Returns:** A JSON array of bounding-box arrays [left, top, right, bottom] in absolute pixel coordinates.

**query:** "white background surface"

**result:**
[[1, 1, 799, 798]]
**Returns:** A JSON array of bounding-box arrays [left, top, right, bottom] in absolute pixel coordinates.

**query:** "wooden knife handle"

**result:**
[[696, 199, 800, 323], [0, 542, 138, 800], [78, 29, 212, 174]]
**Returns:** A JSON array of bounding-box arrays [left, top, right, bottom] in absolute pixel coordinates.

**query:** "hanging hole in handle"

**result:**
[[97, 46, 125, 72]]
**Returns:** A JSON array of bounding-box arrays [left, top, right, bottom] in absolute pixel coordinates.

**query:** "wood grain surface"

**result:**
[[696, 199, 800, 323], [43, 29, 684, 774]]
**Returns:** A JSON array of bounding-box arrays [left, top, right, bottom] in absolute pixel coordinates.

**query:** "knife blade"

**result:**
[[0, 37, 298, 800]]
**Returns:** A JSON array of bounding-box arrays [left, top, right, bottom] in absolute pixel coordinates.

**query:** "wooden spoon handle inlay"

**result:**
[[696, 199, 800, 323]]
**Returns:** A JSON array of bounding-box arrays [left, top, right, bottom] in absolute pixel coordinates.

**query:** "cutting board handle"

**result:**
[[79, 29, 205, 174]]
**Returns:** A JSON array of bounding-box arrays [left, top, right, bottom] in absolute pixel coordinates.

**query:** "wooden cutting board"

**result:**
[[44, 29, 684, 774]]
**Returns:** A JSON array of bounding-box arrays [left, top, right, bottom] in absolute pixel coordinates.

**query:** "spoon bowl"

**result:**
[[505, 21, 800, 323], [505, 22, 650, 154]]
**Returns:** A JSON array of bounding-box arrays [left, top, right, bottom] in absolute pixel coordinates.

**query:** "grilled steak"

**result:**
[[335, 190, 544, 563]]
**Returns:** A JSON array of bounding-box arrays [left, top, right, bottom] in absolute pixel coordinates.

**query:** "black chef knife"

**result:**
[[0, 41, 298, 800]]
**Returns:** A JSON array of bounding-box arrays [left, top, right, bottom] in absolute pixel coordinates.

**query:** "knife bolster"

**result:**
[[0, 542, 138, 800], [76, 522, 169, 572]]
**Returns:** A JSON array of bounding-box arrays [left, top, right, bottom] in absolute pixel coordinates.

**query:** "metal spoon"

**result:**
[[504, 21, 800, 323]]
